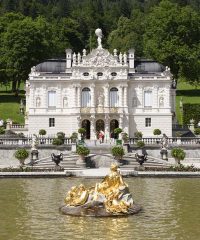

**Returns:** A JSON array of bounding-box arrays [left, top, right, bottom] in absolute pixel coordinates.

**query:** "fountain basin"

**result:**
[[60, 203, 142, 217]]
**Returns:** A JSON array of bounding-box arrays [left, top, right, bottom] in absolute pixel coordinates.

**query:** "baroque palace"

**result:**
[[25, 29, 176, 139]]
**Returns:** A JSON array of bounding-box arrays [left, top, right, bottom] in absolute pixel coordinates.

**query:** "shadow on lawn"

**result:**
[[176, 89, 200, 96], [0, 94, 23, 103]]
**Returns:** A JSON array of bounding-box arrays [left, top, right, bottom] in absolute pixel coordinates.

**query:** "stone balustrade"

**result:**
[[129, 137, 200, 145], [0, 136, 72, 146], [11, 124, 25, 129]]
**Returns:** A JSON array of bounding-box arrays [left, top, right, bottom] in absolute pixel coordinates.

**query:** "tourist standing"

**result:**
[[99, 131, 103, 144], [100, 130, 105, 143]]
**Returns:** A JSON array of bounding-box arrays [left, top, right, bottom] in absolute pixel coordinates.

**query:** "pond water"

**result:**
[[0, 178, 199, 240]]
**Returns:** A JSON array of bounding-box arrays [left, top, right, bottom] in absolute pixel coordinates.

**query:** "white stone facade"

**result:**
[[25, 33, 176, 138]]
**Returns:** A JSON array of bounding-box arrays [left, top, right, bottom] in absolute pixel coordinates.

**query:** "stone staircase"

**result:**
[[28, 147, 171, 170], [30, 152, 82, 170], [121, 153, 171, 169]]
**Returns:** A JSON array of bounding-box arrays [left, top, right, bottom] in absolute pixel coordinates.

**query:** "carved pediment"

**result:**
[[80, 48, 121, 68]]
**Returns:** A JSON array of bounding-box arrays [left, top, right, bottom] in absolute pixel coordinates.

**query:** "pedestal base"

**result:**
[[76, 157, 86, 168], [60, 203, 141, 217], [31, 149, 39, 165]]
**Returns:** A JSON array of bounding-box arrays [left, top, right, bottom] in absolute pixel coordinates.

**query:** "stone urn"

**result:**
[[51, 153, 63, 166], [135, 148, 147, 166], [160, 148, 168, 160]]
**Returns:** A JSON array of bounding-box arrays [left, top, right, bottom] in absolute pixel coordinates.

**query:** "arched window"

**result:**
[[110, 87, 118, 107], [81, 87, 91, 107]]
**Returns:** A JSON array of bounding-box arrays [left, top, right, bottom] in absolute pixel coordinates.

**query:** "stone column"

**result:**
[[57, 86, 61, 109], [77, 116, 82, 140], [104, 84, 109, 108], [105, 114, 110, 141], [72, 84, 77, 107], [77, 85, 81, 107], [29, 86, 34, 108], [119, 114, 123, 129], [90, 115, 96, 140], [124, 85, 128, 107], [136, 85, 143, 109], [165, 85, 171, 108], [118, 86, 123, 107], [153, 85, 158, 109], [90, 84, 95, 107]]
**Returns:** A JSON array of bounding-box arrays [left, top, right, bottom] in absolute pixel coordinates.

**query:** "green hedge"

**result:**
[[183, 104, 200, 126]]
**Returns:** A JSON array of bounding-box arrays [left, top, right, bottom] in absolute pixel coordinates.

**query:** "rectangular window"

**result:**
[[145, 118, 151, 127], [144, 91, 152, 107], [48, 91, 56, 107], [49, 118, 55, 127]]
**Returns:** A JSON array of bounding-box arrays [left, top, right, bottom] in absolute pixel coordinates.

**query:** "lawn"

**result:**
[[0, 83, 25, 124], [176, 81, 200, 124]]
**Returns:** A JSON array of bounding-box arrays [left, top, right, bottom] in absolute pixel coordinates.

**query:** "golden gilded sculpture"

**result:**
[[64, 164, 134, 214]]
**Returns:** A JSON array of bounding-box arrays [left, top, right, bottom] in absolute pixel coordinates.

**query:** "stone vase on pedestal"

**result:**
[[177, 138, 181, 145], [174, 158, 180, 166], [19, 158, 25, 166], [31, 149, 39, 165]]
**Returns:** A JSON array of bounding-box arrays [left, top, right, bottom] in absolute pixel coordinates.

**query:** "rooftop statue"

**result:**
[[95, 28, 103, 49], [60, 164, 141, 216]]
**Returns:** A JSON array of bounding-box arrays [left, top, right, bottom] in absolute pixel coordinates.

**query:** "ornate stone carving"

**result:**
[[97, 88, 104, 107], [110, 107, 118, 113], [78, 48, 121, 68], [81, 107, 90, 114]]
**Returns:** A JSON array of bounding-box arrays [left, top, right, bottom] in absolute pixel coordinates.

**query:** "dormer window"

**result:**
[[83, 72, 89, 76], [97, 72, 103, 76], [111, 72, 117, 76]]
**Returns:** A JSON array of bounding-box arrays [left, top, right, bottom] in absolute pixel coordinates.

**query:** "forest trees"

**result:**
[[144, 0, 200, 83], [108, 9, 145, 56], [0, 14, 83, 92], [0, 13, 55, 92], [0, 0, 199, 91]]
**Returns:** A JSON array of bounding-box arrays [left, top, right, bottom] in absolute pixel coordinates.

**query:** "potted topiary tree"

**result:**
[[39, 129, 46, 144], [78, 128, 86, 142], [111, 145, 125, 162], [70, 132, 78, 143], [57, 132, 65, 144], [39, 129, 46, 136], [121, 132, 129, 143], [52, 138, 63, 146], [76, 145, 90, 167], [171, 148, 186, 166], [14, 148, 29, 166], [153, 129, 161, 144], [134, 131, 143, 140], [114, 128, 123, 145]]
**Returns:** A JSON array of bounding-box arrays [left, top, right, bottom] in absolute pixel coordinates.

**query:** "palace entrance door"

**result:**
[[110, 119, 119, 138], [82, 120, 90, 139], [96, 119, 105, 135]]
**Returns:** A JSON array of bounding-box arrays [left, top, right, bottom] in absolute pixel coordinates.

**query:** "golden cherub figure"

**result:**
[[64, 164, 134, 214]]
